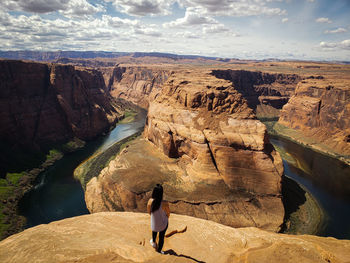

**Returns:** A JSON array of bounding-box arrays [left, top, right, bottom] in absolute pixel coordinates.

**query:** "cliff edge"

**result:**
[[0, 212, 349, 263]]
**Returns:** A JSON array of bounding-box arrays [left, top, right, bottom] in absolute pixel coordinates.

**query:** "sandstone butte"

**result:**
[[84, 68, 286, 232], [0, 212, 349, 263]]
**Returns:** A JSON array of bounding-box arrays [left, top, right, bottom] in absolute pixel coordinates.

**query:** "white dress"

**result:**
[[151, 202, 168, 232]]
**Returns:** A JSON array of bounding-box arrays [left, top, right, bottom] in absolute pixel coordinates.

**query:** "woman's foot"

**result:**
[[149, 239, 157, 249]]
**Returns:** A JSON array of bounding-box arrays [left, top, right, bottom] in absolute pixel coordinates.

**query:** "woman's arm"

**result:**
[[147, 199, 153, 215], [162, 201, 170, 218]]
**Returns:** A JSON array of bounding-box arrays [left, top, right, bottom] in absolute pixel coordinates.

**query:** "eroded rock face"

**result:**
[[0, 60, 123, 175], [1, 212, 349, 263], [107, 66, 171, 108], [85, 69, 285, 231], [211, 69, 300, 119], [277, 77, 350, 163], [144, 70, 283, 195]]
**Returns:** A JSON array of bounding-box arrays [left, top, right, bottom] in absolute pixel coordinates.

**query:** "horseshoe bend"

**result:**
[[83, 67, 286, 232], [0, 58, 350, 262]]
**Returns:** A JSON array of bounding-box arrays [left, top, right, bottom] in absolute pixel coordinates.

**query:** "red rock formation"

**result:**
[[0, 60, 123, 175], [277, 77, 350, 163], [144, 69, 284, 195]]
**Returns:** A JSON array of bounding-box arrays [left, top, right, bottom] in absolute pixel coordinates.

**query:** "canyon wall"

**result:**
[[0, 60, 123, 175], [276, 77, 350, 164], [85, 68, 285, 231], [211, 69, 301, 119], [105, 65, 171, 108]]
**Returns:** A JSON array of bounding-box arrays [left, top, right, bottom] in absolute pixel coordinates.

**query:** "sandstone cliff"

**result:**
[[211, 69, 301, 119], [1, 212, 349, 263], [85, 69, 285, 232], [107, 65, 171, 108], [107, 67, 300, 119], [0, 60, 123, 175], [276, 77, 350, 164]]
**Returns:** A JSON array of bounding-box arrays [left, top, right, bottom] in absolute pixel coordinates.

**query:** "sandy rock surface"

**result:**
[[1, 212, 349, 263]]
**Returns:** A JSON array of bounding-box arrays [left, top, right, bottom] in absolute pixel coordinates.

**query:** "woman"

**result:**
[[147, 184, 170, 254]]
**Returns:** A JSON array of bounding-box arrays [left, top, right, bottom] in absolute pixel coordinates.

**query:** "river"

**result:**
[[18, 110, 147, 228], [19, 113, 350, 239], [270, 135, 350, 239]]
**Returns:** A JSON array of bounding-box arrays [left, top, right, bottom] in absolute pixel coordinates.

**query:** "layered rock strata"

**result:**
[[85, 69, 285, 231], [0, 60, 123, 175], [276, 77, 350, 164], [144, 70, 283, 193], [107, 66, 171, 108], [211, 69, 301, 119], [1, 212, 350, 263]]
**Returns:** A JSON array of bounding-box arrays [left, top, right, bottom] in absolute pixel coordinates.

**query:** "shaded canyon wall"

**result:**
[[0, 60, 123, 175]]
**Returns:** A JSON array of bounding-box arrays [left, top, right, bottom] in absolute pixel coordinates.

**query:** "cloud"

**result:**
[[2, 0, 104, 16], [324, 27, 347, 34], [315, 17, 332, 23], [163, 7, 217, 27], [175, 31, 200, 39], [177, 0, 287, 17], [104, 0, 174, 16], [0, 11, 145, 50], [320, 39, 350, 50], [2, 0, 70, 13], [133, 26, 162, 37], [202, 24, 231, 34], [282, 18, 288, 23], [102, 15, 140, 28], [61, 0, 105, 17]]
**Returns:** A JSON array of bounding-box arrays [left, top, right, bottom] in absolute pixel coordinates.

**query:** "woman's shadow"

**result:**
[[163, 249, 206, 263]]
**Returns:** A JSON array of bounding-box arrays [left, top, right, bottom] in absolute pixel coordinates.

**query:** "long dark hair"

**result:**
[[151, 184, 163, 212]]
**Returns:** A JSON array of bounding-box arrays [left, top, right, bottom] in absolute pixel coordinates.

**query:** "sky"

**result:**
[[0, 0, 349, 61]]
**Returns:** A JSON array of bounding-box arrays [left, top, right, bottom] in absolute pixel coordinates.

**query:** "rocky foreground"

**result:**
[[0, 212, 349, 263]]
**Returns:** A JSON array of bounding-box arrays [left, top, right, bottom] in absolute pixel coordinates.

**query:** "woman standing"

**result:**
[[147, 184, 170, 254]]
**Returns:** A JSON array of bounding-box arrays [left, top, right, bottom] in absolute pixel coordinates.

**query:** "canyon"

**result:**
[[0, 56, 349, 262], [0, 59, 125, 239], [83, 66, 306, 232], [81, 61, 349, 235], [0, 60, 124, 175]]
